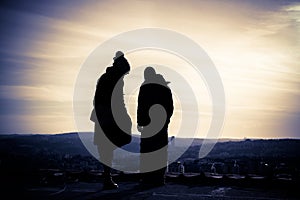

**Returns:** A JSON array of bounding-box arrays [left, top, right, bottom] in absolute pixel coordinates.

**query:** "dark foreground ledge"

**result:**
[[3, 172, 299, 200]]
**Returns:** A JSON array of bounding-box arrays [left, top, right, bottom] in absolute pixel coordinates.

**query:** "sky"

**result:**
[[0, 0, 299, 138]]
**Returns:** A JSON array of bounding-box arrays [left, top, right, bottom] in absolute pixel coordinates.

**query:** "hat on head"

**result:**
[[144, 66, 156, 80], [113, 51, 124, 60]]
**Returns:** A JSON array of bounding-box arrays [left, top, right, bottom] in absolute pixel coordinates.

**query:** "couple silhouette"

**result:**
[[90, 51, 174, 190]]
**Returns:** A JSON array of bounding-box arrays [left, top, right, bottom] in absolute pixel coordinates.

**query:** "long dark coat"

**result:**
[[92, 56, 132, 148], [137, 74, 174, 153]]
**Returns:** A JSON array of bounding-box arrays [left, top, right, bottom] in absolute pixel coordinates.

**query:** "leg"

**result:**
[[97, 146, 118, 190], [140, 135, 168, 186]]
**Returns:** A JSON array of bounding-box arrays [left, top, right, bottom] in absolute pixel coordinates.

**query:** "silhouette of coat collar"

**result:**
[[143, 73, 170, 87]]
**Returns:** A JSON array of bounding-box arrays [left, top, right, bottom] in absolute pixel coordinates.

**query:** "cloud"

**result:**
[[0, 0, 299, 137], [0, 85, 72, 102]]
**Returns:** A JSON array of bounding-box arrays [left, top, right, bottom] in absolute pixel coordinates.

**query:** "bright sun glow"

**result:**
[[1, 0, 299, 138]]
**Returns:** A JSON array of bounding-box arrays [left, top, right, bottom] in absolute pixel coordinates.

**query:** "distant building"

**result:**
[[233, 160, 240, 174], [167, 161, 185, 173], [178, 161, 185, 174], [170, 136, 175, 147], [211, 163, 217, 174]]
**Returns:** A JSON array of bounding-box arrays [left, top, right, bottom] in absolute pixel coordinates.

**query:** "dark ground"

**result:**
[[2, 173, 297, 200], [23, 180, 299, 200], [2, 173, 300, 199], [1, 133, 300, 199]]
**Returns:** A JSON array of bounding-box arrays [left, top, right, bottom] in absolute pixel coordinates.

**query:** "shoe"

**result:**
[[103, 177, 118, 190]]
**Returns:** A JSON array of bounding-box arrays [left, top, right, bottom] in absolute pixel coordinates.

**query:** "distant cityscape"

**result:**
[[1, 133, 300, 190]]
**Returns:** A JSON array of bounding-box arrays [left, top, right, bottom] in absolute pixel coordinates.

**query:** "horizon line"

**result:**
[[0, 131, 299, 140]]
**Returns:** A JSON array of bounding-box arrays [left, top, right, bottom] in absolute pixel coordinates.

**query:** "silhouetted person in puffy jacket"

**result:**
[[91, 51, 132, 190], [137, 67, 174, 186]]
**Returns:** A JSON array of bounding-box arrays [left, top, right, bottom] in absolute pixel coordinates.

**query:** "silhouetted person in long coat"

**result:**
[[137, 67, 174, 186], [91, 51, 132, 190]]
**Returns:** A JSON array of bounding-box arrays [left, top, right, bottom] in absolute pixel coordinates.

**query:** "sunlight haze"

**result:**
[[0, 0, 299, 138]]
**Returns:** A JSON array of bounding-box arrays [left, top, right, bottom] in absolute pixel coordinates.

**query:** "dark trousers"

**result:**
[[97, 146, 114, 177], [140, 127, 168, 184]]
